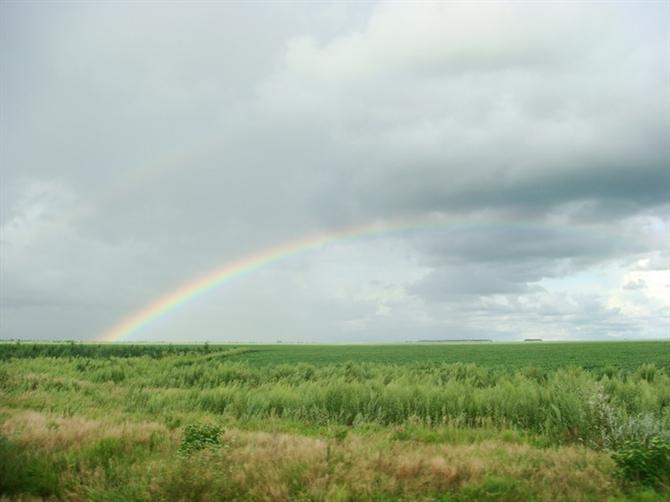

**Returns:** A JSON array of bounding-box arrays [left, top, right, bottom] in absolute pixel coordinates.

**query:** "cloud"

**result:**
[[259, 1, 669, 221], [1, 1, 668, 341], [623, 278, 646, 290]]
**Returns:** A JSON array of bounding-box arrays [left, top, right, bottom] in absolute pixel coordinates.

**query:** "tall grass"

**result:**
[[2, 343, 670, 500], [2, 348, 669, 450]]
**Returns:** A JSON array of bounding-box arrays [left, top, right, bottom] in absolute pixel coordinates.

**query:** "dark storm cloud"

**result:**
[[412, 223, 642, 266], [407, 217, 660, 301], [355, 160, 670, 218]]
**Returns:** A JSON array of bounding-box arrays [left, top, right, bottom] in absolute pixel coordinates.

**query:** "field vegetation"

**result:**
[[1, 341, 669, 500]]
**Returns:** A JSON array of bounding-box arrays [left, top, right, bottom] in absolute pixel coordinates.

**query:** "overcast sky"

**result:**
[[1, 1, 669, 342]]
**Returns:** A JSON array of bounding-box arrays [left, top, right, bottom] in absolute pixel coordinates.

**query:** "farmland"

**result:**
[[1, 341, 669, 500]]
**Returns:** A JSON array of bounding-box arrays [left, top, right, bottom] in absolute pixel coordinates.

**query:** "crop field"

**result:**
[[1, 341, 669, 501]]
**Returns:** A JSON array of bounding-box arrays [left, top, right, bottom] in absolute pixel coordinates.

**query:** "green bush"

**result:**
[[178, 423, 222, 455], [613, 436, 670, 488]]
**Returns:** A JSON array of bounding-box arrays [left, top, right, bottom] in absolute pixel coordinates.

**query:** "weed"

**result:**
[[178, 423, 222, 455], [613, 436, 670, 488]]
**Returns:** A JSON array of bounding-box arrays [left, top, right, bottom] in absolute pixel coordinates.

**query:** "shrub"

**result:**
[[609, 414, 669, 450], [613, 436, 670, 488], [178, 423, 222, 455]]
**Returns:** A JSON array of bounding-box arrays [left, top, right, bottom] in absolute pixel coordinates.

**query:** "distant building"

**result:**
[[524, 338, 542, 342]]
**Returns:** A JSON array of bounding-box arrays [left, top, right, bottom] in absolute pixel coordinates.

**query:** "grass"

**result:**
[[0, 408, 621, 501], [1, 341, 669, 500]]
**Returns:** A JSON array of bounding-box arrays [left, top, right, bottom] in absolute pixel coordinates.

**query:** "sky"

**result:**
[[1, 1, 669, 343]]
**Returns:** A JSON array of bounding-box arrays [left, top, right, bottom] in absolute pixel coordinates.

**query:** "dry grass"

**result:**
[[0, 407, 167, 451], [194, 429, 617, 501], [0, 408, 629, 501]]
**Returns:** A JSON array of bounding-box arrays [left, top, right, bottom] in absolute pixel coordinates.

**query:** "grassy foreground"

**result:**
[[1, 341, 669, 500]]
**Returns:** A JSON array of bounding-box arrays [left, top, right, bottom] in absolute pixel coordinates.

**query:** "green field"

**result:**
[[228, 341, 670, 371], [1, 341, 669, 500]]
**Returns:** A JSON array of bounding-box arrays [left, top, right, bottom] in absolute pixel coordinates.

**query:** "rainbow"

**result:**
[[99, 214, 450, 342]]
